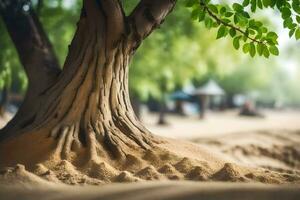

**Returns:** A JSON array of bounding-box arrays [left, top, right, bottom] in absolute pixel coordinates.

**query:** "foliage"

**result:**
[[129, 1, 239, 100], [38, 0, 81, 65], [186, 0, 300, 57], [0, 19, 26, 93], [0, 0, 299, 106]]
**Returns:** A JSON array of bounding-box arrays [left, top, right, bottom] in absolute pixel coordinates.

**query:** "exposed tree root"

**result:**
[[1, 132, 300, 185]]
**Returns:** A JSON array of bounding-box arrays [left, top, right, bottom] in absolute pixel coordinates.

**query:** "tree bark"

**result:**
[[130, 95, 142, 120], [157, 100, 168, 125], [0, 0, 177, 168], [0, 0, 61, 139], [157, 89, 168, 125]]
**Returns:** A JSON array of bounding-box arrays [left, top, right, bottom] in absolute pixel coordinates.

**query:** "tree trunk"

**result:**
[[175, 100, 186, 116], [157, 92, 168, 125], [0, 0, 61, 140], [199, 95, 207, 119], [130, 95, 142, 120], [0, 0, 179, 181]]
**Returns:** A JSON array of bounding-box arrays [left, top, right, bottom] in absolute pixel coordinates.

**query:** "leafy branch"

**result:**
[[186, 0, 284, 57], [202, 3, 264, 44], [242, 0, 300, 40]]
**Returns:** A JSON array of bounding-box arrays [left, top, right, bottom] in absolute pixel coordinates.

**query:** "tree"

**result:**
[[0, 0, 61, 138], [0, 0, 299, 184]]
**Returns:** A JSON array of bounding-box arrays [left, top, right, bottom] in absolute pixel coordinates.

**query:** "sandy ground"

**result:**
[[1, 181, 300, 200], [0, 109, 300, 199], [143, 109, 300, 139], [145, 110, 300, 174], [1, 109, 299, 138]]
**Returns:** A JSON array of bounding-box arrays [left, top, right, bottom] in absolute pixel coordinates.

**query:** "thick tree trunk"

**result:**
[[130, 95, 142, 120], [0, 0, 177, 175]]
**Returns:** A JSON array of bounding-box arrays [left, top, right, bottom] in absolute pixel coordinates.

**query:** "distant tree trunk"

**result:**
[[175, 100, 185, 116], [0, 0, 177, 169], [199, 95, 207, 119], [0, 87, 8, 117], [157, 98, 168, 125], [157, 81, 168, 125]]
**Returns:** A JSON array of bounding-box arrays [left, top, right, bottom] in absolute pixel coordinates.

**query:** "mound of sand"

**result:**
[[1, 137, 299, 185], [0, 128, 300, 199], [0, 128, 300, 190], [193, 129, 300, 174]]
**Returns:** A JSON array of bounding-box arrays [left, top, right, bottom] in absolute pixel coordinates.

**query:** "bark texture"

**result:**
[[0, 0, 177, 169], [0, 0, 61, 139]]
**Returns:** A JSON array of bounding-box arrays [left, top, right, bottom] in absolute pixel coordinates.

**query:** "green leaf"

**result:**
[[243, 34, 248, 42], [217, 25, 227, 39], [263, 48, 270, 58], [205, 17, 213, 29], [233, 36, 241, 49], [233, 3, 244, 12], [296, 16, 300, 23], [251, 0, 257, 12], [241, 11, 250, 18], [257, 0, 263, 9], [220, 6, 227, 15], [225, 12, 234, 17], [249, 42, 256, 57], [186, 0, 198, 7], [292, 1, 300, 15], [243, 43, 250, 53], [257, 43, 264, 56], [208, 4, 218, 14], [229, 28, 237, 37], [296, 28, 300, 40], [282, 7, 292, 19], [289, 28, 296, 38], [276, 0, 284, 10], [243, 0, 250, 7], [283, 17, 293, 28], [198, 10, 206, 22], [234, 14, 239, 24], [260, 27, 268, 33], [262, 0, 272, 7], [269, 45, 279, 55], [266, 31, 278, 42], [191, 9, 200, 20]]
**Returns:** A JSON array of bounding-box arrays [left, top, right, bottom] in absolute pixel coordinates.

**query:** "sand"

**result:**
[[0, 111, 300, 199], [1, 181, 300, 200], [193, 129, 300, 175]]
